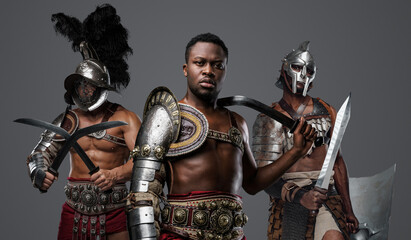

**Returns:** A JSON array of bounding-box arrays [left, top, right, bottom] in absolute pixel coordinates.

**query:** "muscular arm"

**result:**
[[110, 110, 141, 182], [241, 115, 316, 195], [333, 153, 359, 232], [91, 110, 141, 190]]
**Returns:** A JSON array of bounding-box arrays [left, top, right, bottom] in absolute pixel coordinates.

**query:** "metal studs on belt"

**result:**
[[173, 208, 187, 224], [72, 191, 80, 202], [64, 185, 70, 198], [234, 214, 243, 227], [193, 210, 208, 226], [196, 230, 205, 239], [198, 202, 207, 210], [100, 193, 109, 205], [113, 191, 121, 203]]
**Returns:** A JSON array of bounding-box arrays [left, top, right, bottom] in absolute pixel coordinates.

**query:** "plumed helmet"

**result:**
[[64, 42, 115, 111], [52, 4, 133, 110]]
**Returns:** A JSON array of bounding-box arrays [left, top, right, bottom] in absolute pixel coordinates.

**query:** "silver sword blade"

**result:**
[[315, 94, 351, 189]]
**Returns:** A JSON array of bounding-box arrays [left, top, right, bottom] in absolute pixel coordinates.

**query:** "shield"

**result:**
[[349, 164, 396, 240]]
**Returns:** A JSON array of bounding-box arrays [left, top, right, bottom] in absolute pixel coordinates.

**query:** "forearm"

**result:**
[[27, 130, 63, 188], [109, 159, 133, 183], [245, 148, 302, 194], [333, 155, 355, 214]]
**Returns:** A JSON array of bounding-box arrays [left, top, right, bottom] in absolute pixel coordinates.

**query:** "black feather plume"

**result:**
[[52, 4, 132, 90]]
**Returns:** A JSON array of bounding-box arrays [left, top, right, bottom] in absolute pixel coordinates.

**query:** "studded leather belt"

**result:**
[[161, 192, 247, 240], [64, 180, 128, 215]]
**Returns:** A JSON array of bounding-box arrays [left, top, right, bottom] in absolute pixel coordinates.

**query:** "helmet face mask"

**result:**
[[64, 42, 114, 111], [280, 41, 316, 96], [72, 78, 107, 111]]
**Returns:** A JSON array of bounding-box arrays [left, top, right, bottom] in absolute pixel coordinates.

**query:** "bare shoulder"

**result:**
[[230, 110, 247, 125], [114, 105, 140, 119], [230, 110, 249, 135], [112, 104, 142, 127]]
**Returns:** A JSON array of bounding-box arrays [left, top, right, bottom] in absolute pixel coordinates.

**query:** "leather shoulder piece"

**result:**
[[306, 98, 330, 117], [316, 97, 337, 128], [167, 103, 208, 157], [53, 110, 79, 141]]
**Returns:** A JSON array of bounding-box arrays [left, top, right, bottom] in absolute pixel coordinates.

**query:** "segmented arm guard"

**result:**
[[127, 87, 180, 240]]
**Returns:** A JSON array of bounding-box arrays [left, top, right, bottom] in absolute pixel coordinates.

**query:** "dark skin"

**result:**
[[40, 86, 141, 240], [168, 42, 316, 197], [261, 69, 359, 237]]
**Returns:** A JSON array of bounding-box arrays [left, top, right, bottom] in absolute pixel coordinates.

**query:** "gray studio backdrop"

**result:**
[[1, 1, 409, 239]]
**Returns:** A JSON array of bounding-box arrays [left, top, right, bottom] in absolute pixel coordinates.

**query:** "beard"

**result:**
[[188, 81, 220, 102]]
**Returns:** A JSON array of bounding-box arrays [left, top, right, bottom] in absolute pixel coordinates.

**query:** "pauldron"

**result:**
[[168, 104, 243, 157]]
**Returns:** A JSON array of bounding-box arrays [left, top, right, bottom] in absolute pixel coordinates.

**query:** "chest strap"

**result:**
[[207, 110, 244, 152], [279, 97, 310, 120], [88, 103, 127, 147]]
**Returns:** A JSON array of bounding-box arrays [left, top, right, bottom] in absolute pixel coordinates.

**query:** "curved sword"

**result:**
[[15, 118, 127, 176], [315, 94, 351, 189], [217, 95, 300, 133]]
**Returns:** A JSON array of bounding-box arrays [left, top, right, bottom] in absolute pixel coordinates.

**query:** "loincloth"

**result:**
[[58, 178, 128, 240], [268, 171, 349, 240], [161, 191, 247, 240]]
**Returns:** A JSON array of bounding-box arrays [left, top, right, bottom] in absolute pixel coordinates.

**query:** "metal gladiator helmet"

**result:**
[[64, 41, 115, 111], [52, 4, 133, 111], [277, 41, 317, 96]]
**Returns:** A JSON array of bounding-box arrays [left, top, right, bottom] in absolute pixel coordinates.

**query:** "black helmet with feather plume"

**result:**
[[51, 4, 132, 108]]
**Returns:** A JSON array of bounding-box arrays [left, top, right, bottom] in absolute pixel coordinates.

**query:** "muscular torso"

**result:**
[[68, 106, 130, 178], [168, 107, 244, 195]]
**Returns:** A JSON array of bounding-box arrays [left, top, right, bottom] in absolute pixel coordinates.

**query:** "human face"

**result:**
[[75, 78, 99, 105], [183, 42, 227, 102]]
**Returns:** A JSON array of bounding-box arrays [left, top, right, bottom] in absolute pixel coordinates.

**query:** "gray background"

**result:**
[[1, 0, 409, 239]]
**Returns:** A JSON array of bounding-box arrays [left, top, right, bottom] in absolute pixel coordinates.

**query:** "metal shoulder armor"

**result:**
[[127, 87, 180, 240], [252, 113, 285, 167], [27, 110, 78, 189]]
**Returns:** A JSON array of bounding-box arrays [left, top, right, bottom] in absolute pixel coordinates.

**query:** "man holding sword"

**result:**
[[252, 41, 358, 240]]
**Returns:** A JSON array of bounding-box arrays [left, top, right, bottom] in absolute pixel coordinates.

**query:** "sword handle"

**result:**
[[289, 118, 300, 133], [88, 166, 100, 175], [48, 167, 59, 177], [37, 167, 59, 193], [87, 166, 113, 194]]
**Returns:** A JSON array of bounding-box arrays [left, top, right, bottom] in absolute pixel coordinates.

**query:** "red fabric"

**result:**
[[159, 231, 189, 240], [57, 203, 127, 240]]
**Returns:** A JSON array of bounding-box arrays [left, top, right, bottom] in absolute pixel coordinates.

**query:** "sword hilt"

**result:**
[[289, 118, 300, 133]]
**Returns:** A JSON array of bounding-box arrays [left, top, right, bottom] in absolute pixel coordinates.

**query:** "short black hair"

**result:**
[[185, 33, 228, 63]]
